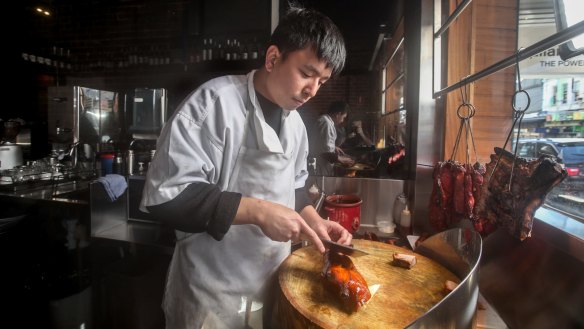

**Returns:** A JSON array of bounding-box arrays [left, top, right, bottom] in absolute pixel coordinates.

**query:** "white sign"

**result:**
[[520, 47, 584, 76], [519, 25, 584, 77]]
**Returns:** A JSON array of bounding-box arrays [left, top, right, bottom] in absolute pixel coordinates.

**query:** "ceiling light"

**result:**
[[34, 6, 51, 16]]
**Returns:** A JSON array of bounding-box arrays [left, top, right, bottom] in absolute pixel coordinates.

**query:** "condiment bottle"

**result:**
[[113, 152, 124, 175], [393, 193, 407, 226], [400, 205, 411, 235], [126, 150, 135, 175]]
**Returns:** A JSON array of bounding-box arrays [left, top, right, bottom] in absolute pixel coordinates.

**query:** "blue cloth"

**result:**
[[96, 174, 127, 201]]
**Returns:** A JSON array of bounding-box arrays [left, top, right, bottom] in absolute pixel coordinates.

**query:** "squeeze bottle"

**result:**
[[400, 205, 411, 235]]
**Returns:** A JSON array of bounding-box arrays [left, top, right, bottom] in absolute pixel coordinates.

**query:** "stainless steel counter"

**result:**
[[0, 180, 90, 205], [89, 179, 174, 251]]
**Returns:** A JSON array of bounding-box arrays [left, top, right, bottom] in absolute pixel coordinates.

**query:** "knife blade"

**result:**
[[321, 239, 369, 257]]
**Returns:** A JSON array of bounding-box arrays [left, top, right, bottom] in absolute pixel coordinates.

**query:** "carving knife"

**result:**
[[321, 239, 369, 257]]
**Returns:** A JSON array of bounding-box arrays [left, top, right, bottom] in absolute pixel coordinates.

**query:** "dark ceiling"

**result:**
[[294, 0, 402, 73], [14, 0, 402, 74]]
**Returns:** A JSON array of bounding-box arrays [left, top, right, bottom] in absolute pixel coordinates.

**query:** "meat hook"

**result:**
[[488, 49, 531, 192]]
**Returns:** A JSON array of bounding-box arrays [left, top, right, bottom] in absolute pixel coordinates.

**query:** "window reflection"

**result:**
[[517, 0, 584, 220]]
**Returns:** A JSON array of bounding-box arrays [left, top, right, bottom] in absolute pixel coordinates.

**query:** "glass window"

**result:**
[[538, 143, 558, 157], [435, 0, 583, 221], [518, 143, 536, 158], [558, 142, 584, 164]]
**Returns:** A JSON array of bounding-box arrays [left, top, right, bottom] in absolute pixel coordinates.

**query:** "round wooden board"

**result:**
[[277, 239, 460, 329]]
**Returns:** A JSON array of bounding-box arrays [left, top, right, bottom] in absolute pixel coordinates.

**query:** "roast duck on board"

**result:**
[[322, 250, 371, 312], [429, 147, 567, 240]]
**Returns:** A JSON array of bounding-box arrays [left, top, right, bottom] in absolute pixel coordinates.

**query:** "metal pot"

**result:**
[[409, 228, 483, 328], [0, 143, 23, 170]]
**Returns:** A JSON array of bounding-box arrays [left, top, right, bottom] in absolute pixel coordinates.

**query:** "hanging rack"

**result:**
[[434, 21, 584, 99]]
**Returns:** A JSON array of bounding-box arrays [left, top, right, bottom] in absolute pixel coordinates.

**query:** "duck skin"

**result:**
[[322, 251, 371, 312]]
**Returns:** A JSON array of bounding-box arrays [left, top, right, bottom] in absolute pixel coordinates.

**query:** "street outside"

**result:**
[[545, 178, 584, 219]]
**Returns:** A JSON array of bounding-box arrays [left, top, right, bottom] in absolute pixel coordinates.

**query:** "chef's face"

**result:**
[[265, 45, 333, 111]]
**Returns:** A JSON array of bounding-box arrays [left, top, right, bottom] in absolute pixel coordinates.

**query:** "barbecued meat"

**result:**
[[429, 161, 477, 231], [439, 162, 456, 221], [322, 251, 371, 312], [429, 148, 565, 240], [453, 164, 466, 216], [475, 147, 567, 240], [471, 162, 486, 209], [464, 164, 475, 219], [429, 163, 448, 231]]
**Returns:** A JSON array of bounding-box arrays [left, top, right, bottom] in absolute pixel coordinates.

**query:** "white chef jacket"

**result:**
[[310, 114, 337, 175], [140, 70, 310, 329]]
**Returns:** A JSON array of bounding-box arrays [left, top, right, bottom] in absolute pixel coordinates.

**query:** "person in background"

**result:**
[[310, 100, 356, 176], [342, 120, 374, 148], [335, 123, 347, 148], [139, 4, 352, 329]]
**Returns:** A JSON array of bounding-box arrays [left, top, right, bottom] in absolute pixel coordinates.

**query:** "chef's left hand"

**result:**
[[300, 206, 352, 245], [319, 219, 353, 245]]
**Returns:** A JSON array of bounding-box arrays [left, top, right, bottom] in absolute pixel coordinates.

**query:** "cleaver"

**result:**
[[321, 239, 369, 257]]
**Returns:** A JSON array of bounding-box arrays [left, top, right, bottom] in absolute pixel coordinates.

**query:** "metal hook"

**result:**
[[512, 89, 531, 114], [451, 103, 477, 162], [488, 48, 531, 194], [451, 76, 479, 163], [515, 48, 523, 92], [456, 103, 476, 120], [459, 75, 471, 105]]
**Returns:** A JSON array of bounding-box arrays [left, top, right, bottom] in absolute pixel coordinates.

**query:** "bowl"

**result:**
[[377, 220, 396, 233]]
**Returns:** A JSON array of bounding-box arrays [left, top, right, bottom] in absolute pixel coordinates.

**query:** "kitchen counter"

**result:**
[[89, 179, 175, 252], [0, 179, 91, 205]]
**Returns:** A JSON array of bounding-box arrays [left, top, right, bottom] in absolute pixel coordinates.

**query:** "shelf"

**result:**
[[69, 58, 264, 77]]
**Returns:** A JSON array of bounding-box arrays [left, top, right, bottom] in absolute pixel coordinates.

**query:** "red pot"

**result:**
[[323, 194, 362, 233]]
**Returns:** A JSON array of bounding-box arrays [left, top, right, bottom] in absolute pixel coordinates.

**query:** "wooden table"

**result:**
[[278, 239, 460, 329]]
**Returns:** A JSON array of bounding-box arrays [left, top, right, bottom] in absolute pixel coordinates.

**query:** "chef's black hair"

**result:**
[[269, 2, 346, 76]]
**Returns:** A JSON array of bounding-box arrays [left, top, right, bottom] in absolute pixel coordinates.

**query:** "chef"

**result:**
[[140, 4, 352, 329], [310, 101, 356, 176]]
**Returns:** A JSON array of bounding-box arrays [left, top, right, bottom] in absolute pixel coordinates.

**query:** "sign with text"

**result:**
[[519, 25, 584, 77], [520, 47, 584, 76]]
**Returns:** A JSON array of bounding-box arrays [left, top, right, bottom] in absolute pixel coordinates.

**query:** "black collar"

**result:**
[[256, 91, 283, 135]]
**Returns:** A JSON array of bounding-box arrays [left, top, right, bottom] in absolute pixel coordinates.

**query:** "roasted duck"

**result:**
[[322, 251, 371, 312]]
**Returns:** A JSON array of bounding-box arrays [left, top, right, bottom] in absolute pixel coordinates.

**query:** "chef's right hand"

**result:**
[[234, 197, 326, 253]]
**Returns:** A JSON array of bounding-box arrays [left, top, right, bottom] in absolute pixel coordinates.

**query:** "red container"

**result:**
[[323, 194, 362, 233]]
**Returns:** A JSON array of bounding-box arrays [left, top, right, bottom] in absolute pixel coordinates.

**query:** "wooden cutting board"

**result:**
[[277, 239, 460, 329]]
